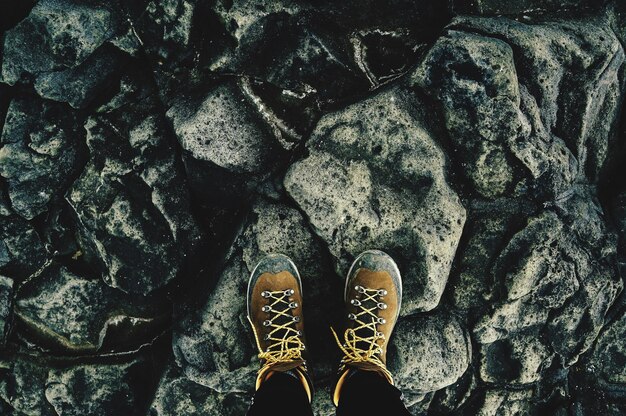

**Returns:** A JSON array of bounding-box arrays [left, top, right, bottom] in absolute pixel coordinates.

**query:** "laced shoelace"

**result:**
[[331, 285, 393, 383], [254, 289, 305, 370]]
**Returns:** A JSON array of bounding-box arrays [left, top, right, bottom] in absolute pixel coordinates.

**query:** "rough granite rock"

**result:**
[[285, 86, 466, 314], [413, 15, 624, 199], [167, 80, 282, 173], [15, 263, 163, 353], [0, 96, 84, 220], [67, 73, 202, 295], [455, 0, 601, 15], [578, 307, 626, 407], [0, 0, 119, 85]]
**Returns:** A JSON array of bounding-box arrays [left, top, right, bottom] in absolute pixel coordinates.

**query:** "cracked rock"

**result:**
[[0, 195, 47, 280], [285, 86, 466, 314], [15, 263, 164, 353], [0, 276, 13, 346]]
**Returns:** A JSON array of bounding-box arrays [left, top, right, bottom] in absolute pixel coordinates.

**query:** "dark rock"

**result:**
[[33, 46, 123, 109], [15, 263, 164, 353], [0, 0, 119, 85], [577, 307, 626, 405], [149, 363, 248, 415], [0, 275, 13, 346], [413, 15, 624, 199], [0, 96, 84, 220], [454, 0, 602, 16], [285, 86, 466, 314], [0, 354, 152, 415], [0, 195, 48, 280], [67, 74, 202, 295]]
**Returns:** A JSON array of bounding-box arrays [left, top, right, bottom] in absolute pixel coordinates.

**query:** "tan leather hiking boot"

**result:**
[[247, 254, 313, 401], [332, 250, 402, 406]]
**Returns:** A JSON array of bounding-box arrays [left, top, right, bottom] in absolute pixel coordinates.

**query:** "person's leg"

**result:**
[[245, 254, 315, 415], [336, 370, 411, 415], [331, 250, 410, 415], [247, 371, 314, 416]]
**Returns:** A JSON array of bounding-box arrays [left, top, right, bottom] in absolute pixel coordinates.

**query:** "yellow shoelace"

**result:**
[[253, 289, 305, 368], [331, 286, 393, 383]]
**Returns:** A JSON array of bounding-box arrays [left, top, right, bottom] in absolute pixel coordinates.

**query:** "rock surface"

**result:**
[[285, 86, 466, 314], [0, 1, 624, 414]]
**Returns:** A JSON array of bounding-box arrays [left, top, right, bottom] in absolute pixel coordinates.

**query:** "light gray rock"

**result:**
[[285, 86, 466, 314], [167, 80, 281, 174], [1, 0, 119, 85], [0, 96, 83, 220], [388, 311, 472, 406]]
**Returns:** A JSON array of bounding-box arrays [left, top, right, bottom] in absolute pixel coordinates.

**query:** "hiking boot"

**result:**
[[247, 253, 313, 401], [331, 249, 402, 406]]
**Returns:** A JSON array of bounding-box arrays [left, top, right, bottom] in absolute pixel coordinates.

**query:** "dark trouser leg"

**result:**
[[246, 372, 314, 416], [337, 371, 412, 416]]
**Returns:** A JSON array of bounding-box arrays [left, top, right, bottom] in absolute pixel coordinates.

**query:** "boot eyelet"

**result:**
[[377, 302, 387, 310], [289, 302, 298, 309], [293, 316, 301, 323], [350, 299, 361, 306], [377, 317, 386, 324], [263, 334, 270, 341], [377, 332, 384, 338], [263, 320, 272, 327], [378, 289, 388, 296], [297, 330, 303, 337], [261, 291, 271, 298], [355, 285, 366, 293], [262, 305, 271, 312], [348, 313, 357, 320], [284, 289, 295, 296]]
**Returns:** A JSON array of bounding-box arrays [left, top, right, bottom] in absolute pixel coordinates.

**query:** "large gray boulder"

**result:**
[[285, 86, 466, 314]]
